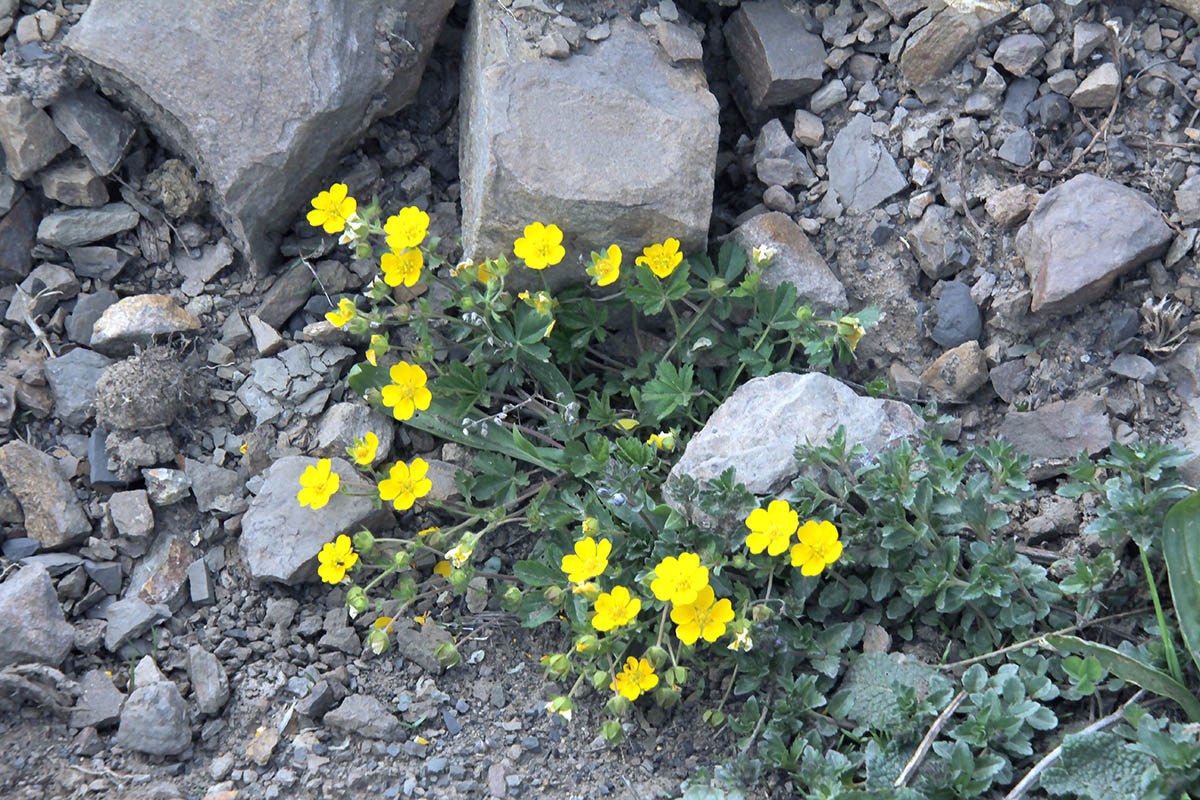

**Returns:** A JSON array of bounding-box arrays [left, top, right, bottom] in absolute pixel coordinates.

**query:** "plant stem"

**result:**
[[661, 297, 714, 363], [1140, 547, 1184, 684], [894, 690, 968, 788]]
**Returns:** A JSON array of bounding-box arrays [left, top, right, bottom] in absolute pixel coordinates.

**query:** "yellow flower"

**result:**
[[610, 657, 658, 701], [349, 432, 378, 466], [297, 458, 340, 510], [446, 542, 473, 568], [671, 586, 735, 646], [560, 537, 611, 583], [378, 458, 433, 511], [433, 560, 452, 578], [646, 431, 676, 451], [587, 244, 622, 287], [614, 418, 638, 432], [307, 183, 357, 234], [513, 222, 565, 270], [790, 520, 843, 576], [751, 245, 777, 266], [649, 552, 708, 606], [517, 290, 555, 316], [365, 334, 386, 367], [325, 297, 356, 327], [381, 362, 432, 421], [591, 585, 641, 632], [745, 499, 799, 556], [571, 582, 600, 599], [238, 441, 248, 454], [384, 206, 430, 251], [317, 534, 358, 583], [837, 315, 865, 351], [636, 238, 683, 279], [418, 526, 440, 537], [381, 248, 424, 288], [373, 616, 394, 630]]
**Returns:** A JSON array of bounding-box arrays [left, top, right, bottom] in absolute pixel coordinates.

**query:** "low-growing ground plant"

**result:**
[[296, 183, 1200, 799]]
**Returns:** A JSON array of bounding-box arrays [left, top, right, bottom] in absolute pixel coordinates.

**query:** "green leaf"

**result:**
[[1047, 634, 1200, 722], [1039, 731, 1155, 800], [347, 362, 390, 397], [639, 361, 696, 426], [1163, 491, 1200, 677], [514, 560, 561, 588], [835, 653, 942, 730]]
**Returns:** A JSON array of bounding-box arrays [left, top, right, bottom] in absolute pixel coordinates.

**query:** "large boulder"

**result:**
[[65, 0, 455, 274], [459, 5, 719, 291]]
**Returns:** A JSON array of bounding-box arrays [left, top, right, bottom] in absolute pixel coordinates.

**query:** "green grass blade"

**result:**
[[1163, 491, 1200, 677], [1046, 634, 1200, 722]]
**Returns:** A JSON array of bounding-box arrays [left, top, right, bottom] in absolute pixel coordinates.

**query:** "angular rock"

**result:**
[[183, 457, 244, 514], [66, 291, 119, 346], [0, 563, 75, 668], [7, 263, 81, 324], [901, 6, 1006, 87], [36, 203, 140, 249], [187, 644, 229, 715], [905, 205, 969, 279], [393, 619, 455, 674], [0, 94, 70, 181], [187, 558, 213, 606], [809, 79, 848, 114], [989, 360, 1030, 405], [313, 402, 395, 467], [1165, 343, 1200, 485], [126, 530, 196, 611], [993, 33, 1046, 76], [920, 341, 988, 402], [998, 129, 1034, 167], [827, 114, 907, 212], [1017, 174, 1172, 315], [324, 694, 403, 741], [1071, 62, 1119, 108], [998, 394, 1110, 465], [240, 457, 385, 585], [48, 88, 137, 175], [40, 160, 109, 208], [461, 10, 718, 292], [791, 109, 824, 147], [44, 348, 114, 427], [655, 20, 702, 63], [90, 295, 201, 356], [71, 669, 125, 729], [752, 118, 815, 188], [0, 193, 36, 283], [295, 681, 337, 719], [142, 468, 192, 506], [66, 0, 454, 274], [1175, 174, 1200, 226], [1110, 353, 1156, 384], [725, 0, 826, 108], [175, 238, 234, 286], [115, 680, 191, 756], [68, 245, 133, 281], [104, 596, 165, 651], [0, 440, 92, 549], [930, 281, 981, 348], [132, 655, 167, 688], [665, 373, 922, 523], [985, 185, 1039, 226], [731, 212, 847, 315]]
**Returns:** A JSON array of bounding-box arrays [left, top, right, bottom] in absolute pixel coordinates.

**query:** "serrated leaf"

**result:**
[[1163, 491, 1200, 677], [1039, 731, 1155, 800], [514, 560, 561, 588], [837, 653, 941, 729]]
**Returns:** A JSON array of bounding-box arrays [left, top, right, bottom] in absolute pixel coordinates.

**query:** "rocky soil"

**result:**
[[3, 0, 1200, 799]]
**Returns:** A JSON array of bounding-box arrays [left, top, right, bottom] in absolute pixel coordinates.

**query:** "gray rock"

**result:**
[[905, 205, 969, 280], [187, 644, 229, 715], [66, 0, 454, 274], [0, 94, 70, 181], [1073, 21, 1108, 64], [7, 263, 81, 324], [931, 281, 981, 348], [324, 694, 403, 741], [104, 596, 165, 652], [809, 79, 848, 114], [125, 529, 196, 610], [1017, 174, 1171, 315], [0, 440, 92, 549], [318, 627, 361, 655], [71, 669, 125, 729], [762, 185, 795, 213], [0, 193, 36, 283], [248, 314, 284, 357], [142, 469, 192, 506], [993, 34, 1046, 76], [984, 185, 1039, 227], [752, 118, 815, 187], [1110, 353, 1156, 384], [68, 245, 133, 281], [84, 560, 123, 595], [91, 295, 201, 356], [88, 428, 126, 489], [187, 559, 213, 606], [44, 348, 114, 427], [998, 394, 1110, 468], [36, 203, 140, 249], [183, 457, 244, 514], [295, 680, 337, 718], [460, 12, 718, 293], [997, 129, 1034, 167], [920, 341, 988, 402], [2, 538, 39, 559], [115, 681, 191, 756], [1071, 62, 1119, 108], [40, 160, 109, 208], [900, 6, 1004, 87], [313, 402, 395, 467], [1022, 4, 1055, 34], [655, 20, 702, 62], [665, 373, 921, 524], [725, 0, 826, 108], [791, 109, 824, 147], [0, 563, 75, 668], [0, 174, 20, 216], [1001, 78, 1039, 127], [1176, 174, 1200, 226], [989, 360, 1030, 404], [107, 489, 154, 549], [66, 291, 119, 346], [827, 114, 907, 212], [731, 212, 847, 315], [240, 457, 385, 585], [48, 88, 137, 176], [254, 262, 314, 329], [132, 655, 167, 689], [1165, 343, 1200, 484], [175, 239, 234, 286]]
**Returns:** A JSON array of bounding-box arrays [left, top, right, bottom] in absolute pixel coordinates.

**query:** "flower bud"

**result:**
[[543, 586, 564, 606], [574, 634, 599, 655], [545, 695, 574, 721], [591, 669, 610, 692], [795, 305, 813, 322], [605, 696, 630, 717], [671, 666, 688, 686], [731, 553, 748, 569], [460, 295, 476, 311], [703, 709, 726, 728], [653, 686, 681, 709], [392, 574, 417, 604], [540, 653, 571, 680], [346, 585, 368, 616], [448, 568, 471, 593], [752, 604, 773, 623], [355, 242, 374, 261], [644, 646, 669, 670], [366, 629, 390, 655], [600, 719, 624, 744], [706, 277, 728, 296], [352, 530, 376, 556], [434, 641, 461, 668], [501, 585, 523, 611], [392, 550, 412, 570], [837, 315, 865, 349], [581, 517, 599, 535]]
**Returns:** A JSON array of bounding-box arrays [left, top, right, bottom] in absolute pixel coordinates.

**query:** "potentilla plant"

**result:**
[[293, 181, 874, 728]]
